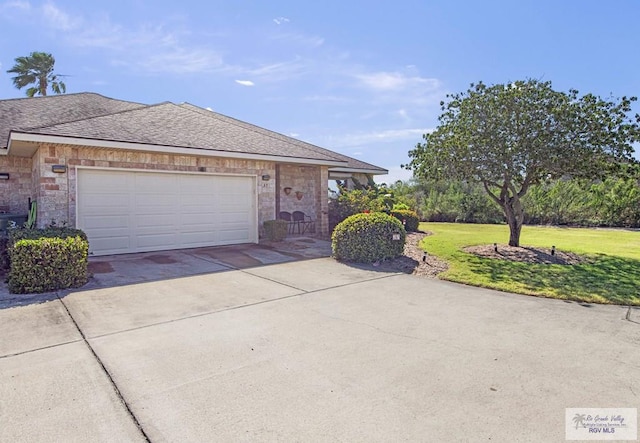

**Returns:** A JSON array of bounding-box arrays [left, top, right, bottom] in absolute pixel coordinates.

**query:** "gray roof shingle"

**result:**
[[2, 92, 387, 173], [0, 93, 145, 148]]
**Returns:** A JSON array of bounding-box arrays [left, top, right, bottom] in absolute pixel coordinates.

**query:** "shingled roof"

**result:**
[[1, 92, 386, 174]]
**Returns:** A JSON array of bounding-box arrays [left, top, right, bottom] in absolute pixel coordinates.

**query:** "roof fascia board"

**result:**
[[328, 166, 389, 175], [7, 132, 348, 167]]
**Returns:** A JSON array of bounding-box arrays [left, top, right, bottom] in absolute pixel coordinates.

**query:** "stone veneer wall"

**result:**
[[32, 143, 277, 231], [279, 164, 329, 235], [0, 155, 33, 214]]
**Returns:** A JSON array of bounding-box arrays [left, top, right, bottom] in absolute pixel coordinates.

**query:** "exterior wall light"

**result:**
[[0, 173, 9, 180], [261, 174, 271, 181], [52, 165, 67, 174]]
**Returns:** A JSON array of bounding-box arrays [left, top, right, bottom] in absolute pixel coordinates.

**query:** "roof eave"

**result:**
[[328, 166, 388, 175], [6, 132, 349, 167]]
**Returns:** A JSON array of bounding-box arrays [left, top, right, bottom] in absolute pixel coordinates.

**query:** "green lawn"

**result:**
[[419, 222, 640, 305]]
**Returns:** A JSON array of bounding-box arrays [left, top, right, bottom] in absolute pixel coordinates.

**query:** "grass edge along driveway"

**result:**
[[419, 222, 640, 306]]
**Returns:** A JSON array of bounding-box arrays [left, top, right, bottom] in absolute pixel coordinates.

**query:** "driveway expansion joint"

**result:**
[[87, 291, 306, 340], [56, 294, 151, 443], [87, 273, 402, 341], [0, 338, 82, 360]]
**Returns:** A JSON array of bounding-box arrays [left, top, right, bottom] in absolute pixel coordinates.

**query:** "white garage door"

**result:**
[[77, 169, 257, 256]]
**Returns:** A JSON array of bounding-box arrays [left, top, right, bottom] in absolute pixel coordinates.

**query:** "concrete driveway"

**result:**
[[1, 243, 639, 442]]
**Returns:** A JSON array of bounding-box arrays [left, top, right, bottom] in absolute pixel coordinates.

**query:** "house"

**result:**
[[0, 93, 386, 256]]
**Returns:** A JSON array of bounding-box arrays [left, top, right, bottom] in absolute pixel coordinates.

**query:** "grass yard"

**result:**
[[419, 222, 640, 305]]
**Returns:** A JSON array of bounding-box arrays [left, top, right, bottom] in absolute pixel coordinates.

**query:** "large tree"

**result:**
[[405, 79, 639, 246], [7, 51, 66, 97]]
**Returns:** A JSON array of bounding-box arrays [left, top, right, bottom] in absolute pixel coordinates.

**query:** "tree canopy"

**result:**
[[7, 51, 66, 97], [405, 79, 640, 246]]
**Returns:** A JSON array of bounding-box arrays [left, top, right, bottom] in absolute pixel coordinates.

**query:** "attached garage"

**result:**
[[77, 169, 257, 256]]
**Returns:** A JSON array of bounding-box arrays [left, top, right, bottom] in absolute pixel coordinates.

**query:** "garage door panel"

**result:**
[[136, 216, 176, 230], [218, 229, 251, 243], [135, 232, 178, 251], [180, 193, 216, 206], [180, 176, 216, 193], [90, 237, 131, 253], [80, 171, 131, 191], [219, 211, 249, 224], [135, 195, 178, 208], [82, 215, 130, 230], [78, 170, 257, 255], [135, 174, 176, 191], [180, 231, 217, 246]]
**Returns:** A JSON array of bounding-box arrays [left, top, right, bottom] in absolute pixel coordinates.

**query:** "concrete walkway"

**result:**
[[1, 250, 639, 441]]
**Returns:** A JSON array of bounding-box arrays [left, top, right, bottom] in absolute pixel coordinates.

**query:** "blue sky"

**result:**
[[1, 0, 638, 183]]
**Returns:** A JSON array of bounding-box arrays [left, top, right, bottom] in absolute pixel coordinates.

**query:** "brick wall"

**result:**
[[31, 144, 277, 230], [0, 156, 33, 214], [8, 143, 331, 238], [278, 164, 329, 235]]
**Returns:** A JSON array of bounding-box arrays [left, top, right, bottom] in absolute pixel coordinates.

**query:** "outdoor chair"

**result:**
[[278, 211, 297, 234], [292, 211, 315, 234]]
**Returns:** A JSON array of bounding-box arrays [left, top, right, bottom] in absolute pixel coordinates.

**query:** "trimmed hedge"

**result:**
[[390, 209, 420, 232], [9, 227, 88, 243], [332, 212, 406, 263], [7, 228, 89, 294], [263, 219, 288, 242]]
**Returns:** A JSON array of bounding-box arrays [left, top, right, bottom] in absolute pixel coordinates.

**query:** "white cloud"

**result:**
[[350, 70, 445, 108], [326, 128, 432, 148], [356, 71, 440, 92], [289, 133, 300, 137], [302, 95, 350, 103], [41, 1, 78, 30], [0, 0, 31, 12], [273, 16, 290, 25], [243, 58, 308, 82], [235, 79, 255, 86], [271, 32, 324, 48], [136, 47, 224, 74], [1, 2, 226, 75], [396, 109, 409, 120]]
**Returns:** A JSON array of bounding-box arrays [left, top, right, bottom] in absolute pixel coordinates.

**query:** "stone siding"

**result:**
[[3, 143, 331, 239], [31, 144, 276, 231], [278, 164, 329, 235], [0, 156, 33, 215]]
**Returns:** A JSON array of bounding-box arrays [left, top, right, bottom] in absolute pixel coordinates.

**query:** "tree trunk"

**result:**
[[503, 197, 524, 247]]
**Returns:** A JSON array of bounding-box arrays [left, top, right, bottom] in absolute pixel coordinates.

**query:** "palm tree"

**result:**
[[7, 52, 66, 97]]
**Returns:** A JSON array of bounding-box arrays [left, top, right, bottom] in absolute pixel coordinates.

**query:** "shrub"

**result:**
[[390, 209, 420, 232], [0, 236, 8, 272], [392, 202, 411, 211], [263, 219, 288, 242], [332, 212, 406, 263], [9, 226, 88, 243], [8, 230, 89, 294]]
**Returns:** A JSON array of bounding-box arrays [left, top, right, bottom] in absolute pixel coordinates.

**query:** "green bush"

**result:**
[[9, 226, 88, 243], [8, 233, 89, 294], [0, 237, 8, 272], [332, 212, 406, 263], [263, 219, 288, 242], [390, 209, 420, 232]]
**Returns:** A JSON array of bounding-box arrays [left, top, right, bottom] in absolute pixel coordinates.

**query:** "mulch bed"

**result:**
[[369, 232, 449, 278], [464, 244, 590, 265]]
